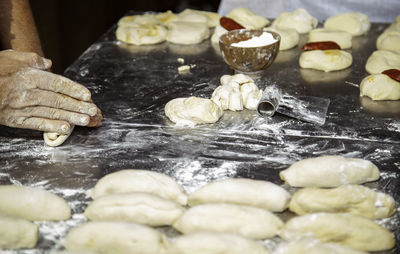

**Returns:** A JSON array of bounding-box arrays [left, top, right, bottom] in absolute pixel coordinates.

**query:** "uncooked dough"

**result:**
[[280, 213, 395, 251], [118, 14, 159, 27], [308, 28, 352, 49], [272, 8, 317, 34], [84, 192, 185, 226], [188, 178, 290, 212], [226, 7, 270, 29], [280, 155, 380, 187], [43, 125, 74, 147], [289, 184, 395, 219], [167, 21, 210, 45], [360, 74, 400, 100], [273, 239, 368, 254], [173, 203, 284, 239], [0, 215, 39, 249], [178, 9, 220, 28], [165, 97, 223, 126], [365, 50, 400, 74], [324, 12, 370, 36], [116, 24, 167, 45], [264, 27, 299, 50], [376, 31, 400, 53], [91, 169, 187, 205], [0, 185, 71, 221], [155, 10, 179, 25], [299, 49, 352, 72]]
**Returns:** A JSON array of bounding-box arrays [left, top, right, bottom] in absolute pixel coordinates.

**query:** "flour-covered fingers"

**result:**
[[19, 106, 90, 126], [0, 50, 51, 72], [3, 114, 71, 134]]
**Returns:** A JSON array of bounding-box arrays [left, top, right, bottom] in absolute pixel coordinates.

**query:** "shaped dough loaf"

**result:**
[[0, 185, 71, 221], [324, 12, 370, 36], [173, 203, 284, 239], [167, 21, 210, 45], [376, 31, 400, 54], [299, 49, 352, 72], [280, 155, 380, 187], [365, 50, 400, 74], [360, 74, 400, 100], [44, 125, 74, 147], [280, 213, 395, 252], [264, 27, 299, 50], [0, 216, 39, 249], [308, 28, 352, 49], [188, 178, 290, 212], [226, 7, 270, 29], [272, 8, 317, 34], [273, 239, 368, 254]]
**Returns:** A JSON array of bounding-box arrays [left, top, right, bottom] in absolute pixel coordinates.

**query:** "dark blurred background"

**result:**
[[30, 0, 221, 74]]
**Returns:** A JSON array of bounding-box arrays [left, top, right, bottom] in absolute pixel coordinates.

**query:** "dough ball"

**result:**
[[188, 178, 290, 212], [166, 231, 270, 254], [0, 216, 39, 249], [264, 27, 299, 50], [226, 7, 270, 29], [280, 213, 395, 252], [376, 31, 400, 53], [91, 169, 187, 205], [324, 12, 370, 36], [118, 14, 160, 27], [64, 221, 168, 254], [44, 125, 75, 147], [0, 185, 71, 221], [299, 49, 353, 72], [116, 24, 167, 45], [84, 192, 185, 226], [178, 9, 220, 27], [167, 21, 210, 45], [289, 185, 395, 219], [274, 239, 368, 254], [360, 73, 400, 100], [383, 22, 400, 33], [165, 97, 223, 126], [173, 203, 284, 239], [308, 28, 352, 49], [280, 155, 380, 187], [272, 8, 317, 34], [155, 10, 179, 26], [365, 50, 400, 74]]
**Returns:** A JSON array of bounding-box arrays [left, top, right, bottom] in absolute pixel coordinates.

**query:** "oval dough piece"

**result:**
[[155, 10, 179, 26], [324, 12, 370, 36], [84, 192, 185, 226], [43, 125, 75, 147], [173, 203, 284, 239], [167, 21, 210, 45], [166, 231, 270, 254], [365, 50, 400, 74], [308, 28, 352, 49], [178, 9, 220, 28], [118, 14, 160, 27], [299, 49, 353, 72], [376, 31, 400, 54], [226, 7, 270, 29], [289, 185, 395, 219], [64, 221, 167, 254], [0, 185, 71, 221], [264, 27, 299, 50], [272, 8, 317, 34], [280, 213, 395, 251], [360, 74, 400, 100], [274, 239, 368, 254], [91, 169, 187, 205], [279, 155, 380, 187], [188, 178, 290, 212], [0, 215, 39, 249], [116, 24, 167, 45]]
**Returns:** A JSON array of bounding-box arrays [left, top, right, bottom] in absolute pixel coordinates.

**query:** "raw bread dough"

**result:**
[[264, 27, 299, 50], [308, 28, 352, 49], [272, 8, 317, 34], [166, 231, 270, 254], [280, 213, 395, 251], [360, 74, 400, 100], [155, 10, 179, 26], [226, 7, 270, 29], [165, 97, 223, 126], [383, 22, 400, 34], [211, 25, 228, 44], [178, 9, 220, 28], [118, 14, 160, 27], [116, 24, 167, 45], [91, 169, 187, 205], [84, 192, 185, 226], [0, 215, 39, 249], [0, 185, 71, 221], [64, 221, 167, 254], [274, 239, 368, 254], [299, 49, 353, 72], [365, 50, 400, 74], [43, 125, 74, 147], [324, 12, 370, 36], [280, 155, 380, 187], [188, 178, 290, 212], [173, 203, 284, 239], [167, 21, 210, 45], [289, 185, 395, 219], [376, 31, 400, 53]]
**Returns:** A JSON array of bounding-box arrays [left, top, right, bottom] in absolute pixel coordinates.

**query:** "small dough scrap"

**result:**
[[272, 8, 317, 34], [64, 221, 168, 254], [299, 49, 352, 72], [44, 125, 74, 147], [280, 213, 395, 252], [280, 155, 380, 187], [165, 97, 223, 126], [0, 215, 39, 249], [324, 12, 370, 36], [91, 169, 187, 205], [376, 31, 400, 53], [188, 178, 290, 212], [289, 185, 395, 219], [155, 10, 179, 25], [84, 192, 185, 226], [264, 27, 299, 50], [179, 9, 220, 27], [308, 28, 352, 49], [226, 7, 270, 29], [166, 231, 270, 254], [365, 50, 400, 74], [360, 73, 400, 100], [116, 24, 167, 45], [173, 203, 284, 239], [274, 239, 368, 254], [0, 185, 71, 221], [167, 21, 210, 45]]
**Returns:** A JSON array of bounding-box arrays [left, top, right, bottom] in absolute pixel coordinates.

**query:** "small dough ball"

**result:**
[[188, 178, 290, 212], [324, 12, 370, 36], [264, 27, 299, 50], [91, 169, 187, 205], [274, 239, 368, 254], [272, 8, 317, 34], [173, 203, 284, 239], [308, 28, 352, 49], [280, 155, 380, 187], [64, 221, 167, 254], [167, 21, 210, 45], [360, 73, 400, 100], [0, 216, 39, 249], [0, 185, 71, 221], [376, 31, 400, 53], [155, 10, 179, 26], [299, 49, 352, 72], [226, 7, 270, 29], [289, 185, 396, 219], [44, 125, 75, 147], [365, 50, 400, 74], [116, 24, 167, 45], [166, 231, 270, 254], [280, 213, 395, 252]]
